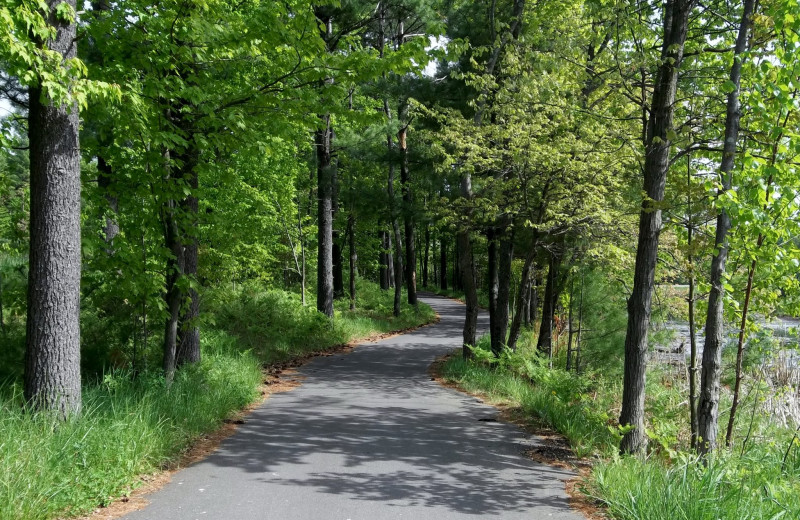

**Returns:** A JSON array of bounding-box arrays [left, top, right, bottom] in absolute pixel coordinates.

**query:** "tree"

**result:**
[[619, 0, 696, 455], [23, 0, 82, 416], [696, 0, 756, 455]]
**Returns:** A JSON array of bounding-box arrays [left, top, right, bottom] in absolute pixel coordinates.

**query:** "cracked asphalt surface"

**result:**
[[123, 293, 584, 520]]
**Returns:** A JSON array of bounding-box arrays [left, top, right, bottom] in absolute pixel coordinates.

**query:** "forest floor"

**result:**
[[109, 294, 585, 520]]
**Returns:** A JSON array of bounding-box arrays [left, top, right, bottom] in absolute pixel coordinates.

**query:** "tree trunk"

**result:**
[[688, 230, 699, 449], [177, 155, 200, 367], [537, 248, 563, 356], [685, 157, 699, 449], [726, 256, 757, 446], [398, 105, 417, 306], [316, 116, 335, 318], [508, 253, 534, 351], [97, 156, 119, 247], [530, 270, 540, 325], [440, 236, 448, 290], [384, 231, 394, 288], [423, 226, 430, 287], [697, 0, 754, 455], [25, 1, 82, 416], [458, 175, 479, 358], [162, 197, 184, 385], [489, 231, 514, 356], [619, 0, 694, 455], [348, 213, 357, 311], [333, 238, 344, 299], [380, 230, 389, 290], [566, 276, 575, 371]]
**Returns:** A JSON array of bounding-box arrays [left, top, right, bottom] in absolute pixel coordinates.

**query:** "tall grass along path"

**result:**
[[123, 294, 584, 519]]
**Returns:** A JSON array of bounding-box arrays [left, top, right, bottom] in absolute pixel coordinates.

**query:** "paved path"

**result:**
[[125, 294, 583, 520]]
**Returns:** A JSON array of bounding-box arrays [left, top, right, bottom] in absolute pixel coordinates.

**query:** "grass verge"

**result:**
[[437, 334, 800, 520], [0, 280, 435, 520]]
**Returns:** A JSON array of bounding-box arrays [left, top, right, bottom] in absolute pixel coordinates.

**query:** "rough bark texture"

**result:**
[[697, 0, 754, 455], [316, 116, 335, 318], [25, 0, 82, 416], [620, 0, 694, 455], [177, 155, 200, 367]]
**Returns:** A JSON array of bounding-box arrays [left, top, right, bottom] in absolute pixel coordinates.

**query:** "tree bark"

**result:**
[[398, 102, 417, 306], [537, 248, 563, 356], [697, 0, 754, 455], [440, 236, 448, 290], [620, 0, 694, 455], [489, 230, 514, 356], [379, 230, 390, 290], [177, 151, 200, 367], [162, 194, 184, 385], [423, 226, 430, 287], [25, 0, 82, 417], [458, 176, 479, 358], [348, 213, 357, 310], [316, 115, 335, 318], [508, 253, 534, 351]]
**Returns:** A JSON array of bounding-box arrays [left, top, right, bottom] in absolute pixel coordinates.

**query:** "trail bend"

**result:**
[[124, 294, 583, 520]]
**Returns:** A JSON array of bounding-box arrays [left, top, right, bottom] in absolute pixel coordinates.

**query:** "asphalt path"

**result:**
[[124, 293, 584, 520]]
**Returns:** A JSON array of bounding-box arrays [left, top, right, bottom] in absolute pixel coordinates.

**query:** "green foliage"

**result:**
[[592, 452, 800, 520], [441, 338, 620, 457], [0, 332, 262, 520], [209, 280, 435, 366]]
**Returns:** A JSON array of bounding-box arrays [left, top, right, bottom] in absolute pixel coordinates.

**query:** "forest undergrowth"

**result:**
[[439, 315, 800, 519], [0, 280, 433, 520]]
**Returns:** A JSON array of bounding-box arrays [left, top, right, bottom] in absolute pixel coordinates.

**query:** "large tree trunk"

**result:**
[[177, 153, 200, 367], [316, 116, 335, 318], [25, 1, 82, 416], [697, 0, 754, 455], [620, 0, 694, 455]]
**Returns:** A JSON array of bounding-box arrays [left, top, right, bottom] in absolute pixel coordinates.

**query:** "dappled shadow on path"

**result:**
[[192, 294, 574, 516]]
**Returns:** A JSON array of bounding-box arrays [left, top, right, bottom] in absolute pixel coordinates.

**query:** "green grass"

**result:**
[[439, 335, 619, 457], [439, 333, 800, 519], [0, 330, 262, 520], [592, 454, 800, 520], [208, 279, 436, 366], [429, 286, 490, 309], [0, 279, 435, 520]]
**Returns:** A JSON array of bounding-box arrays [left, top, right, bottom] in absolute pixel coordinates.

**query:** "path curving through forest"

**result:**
[[123, 294, 583, 519]]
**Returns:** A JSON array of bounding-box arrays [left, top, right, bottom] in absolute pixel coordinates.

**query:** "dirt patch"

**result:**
[[429, 351, 606, 519], [71, 315, 439, 520]]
